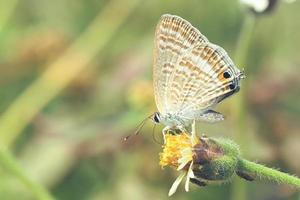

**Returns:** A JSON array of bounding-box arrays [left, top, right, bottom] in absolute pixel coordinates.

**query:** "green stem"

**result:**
[[234, 14, 256, 69], [231, 13, 256, 200], [238, 159, 300, 187], [233, 13, 256, 149], [0, 147, 54, 200]]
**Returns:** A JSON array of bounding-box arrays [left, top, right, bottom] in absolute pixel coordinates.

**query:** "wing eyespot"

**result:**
[[229, 82, 236, 90], [223, 71, 231, 79]]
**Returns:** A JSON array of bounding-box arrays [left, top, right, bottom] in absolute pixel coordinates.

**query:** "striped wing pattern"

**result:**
[[153, 14, 208, 114], [153, 14, 242, 118], [178, 44, 240, 118]]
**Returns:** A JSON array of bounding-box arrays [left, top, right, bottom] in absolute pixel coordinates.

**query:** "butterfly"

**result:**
[[151, 14, 245, 133]]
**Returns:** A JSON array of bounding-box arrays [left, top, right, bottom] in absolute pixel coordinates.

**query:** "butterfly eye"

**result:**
[[153, 112, 161, 123], [229, 82, 236, 90], [223, 71, 231, 79]]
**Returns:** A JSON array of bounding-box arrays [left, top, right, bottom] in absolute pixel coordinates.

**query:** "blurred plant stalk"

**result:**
[[0, 0, 141, 199], [231, 13, 256, 200], [0, 0, 141, 148], [0, 146, 54, 200], [0, 0, 18, 33]]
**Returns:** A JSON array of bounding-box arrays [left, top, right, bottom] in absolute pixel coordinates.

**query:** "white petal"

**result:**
[[181, 148, 192, 156], [185, 162, 194, 192], [177, 149, 192, 170], [191, 120, 198, 145], [177, 158, 190, 171], [185, 176, 190, 192], [168, 172, 186, 196], [189, 168, 195, 179]]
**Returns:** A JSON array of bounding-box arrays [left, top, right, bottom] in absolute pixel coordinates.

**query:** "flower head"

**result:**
[[159, 133, 197, 169], [159, 131, 239, 196], [159, 132, 198, 196]]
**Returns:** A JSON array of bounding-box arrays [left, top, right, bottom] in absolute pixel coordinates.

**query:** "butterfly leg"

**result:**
[[176, 118, 190, 134], [195, 110, 224, 123], [177, 125, 187, 133], [162, 126, 171, 143]]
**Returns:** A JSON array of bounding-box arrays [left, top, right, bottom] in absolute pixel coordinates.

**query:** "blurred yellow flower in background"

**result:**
[[127, 80, 155, 111]]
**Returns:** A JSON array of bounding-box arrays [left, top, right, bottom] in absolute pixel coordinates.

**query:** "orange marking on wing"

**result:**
[[217, 71, 226, 82]]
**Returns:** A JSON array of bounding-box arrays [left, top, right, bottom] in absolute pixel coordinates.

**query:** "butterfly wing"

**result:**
[[154, 14, 244, 121], [153, 14, 208, 115], [175, 43, 244, 119]]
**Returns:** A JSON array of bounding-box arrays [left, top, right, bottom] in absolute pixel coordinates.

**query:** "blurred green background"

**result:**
[[0, 0, 299, 199]]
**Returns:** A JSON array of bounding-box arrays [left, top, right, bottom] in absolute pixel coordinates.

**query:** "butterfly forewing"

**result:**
[[153, 14, 208, 115]]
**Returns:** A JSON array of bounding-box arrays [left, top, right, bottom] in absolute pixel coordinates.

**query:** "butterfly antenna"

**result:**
[[134, 118, 148, 136], [152, 124, 163, 145], [123, 113, 154, 142]]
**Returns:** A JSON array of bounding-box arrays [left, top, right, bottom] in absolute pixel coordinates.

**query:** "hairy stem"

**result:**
[[237, 159, 300, 187]]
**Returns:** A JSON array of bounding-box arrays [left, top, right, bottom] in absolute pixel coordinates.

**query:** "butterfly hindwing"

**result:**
[[165, 41, 242, 118], [177, 43, 242, 118]]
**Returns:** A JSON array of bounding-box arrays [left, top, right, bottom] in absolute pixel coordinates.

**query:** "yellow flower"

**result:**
[[159, 131, 200, 196], [159, 129, 243, 196], [159, 133, 192, 168]]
